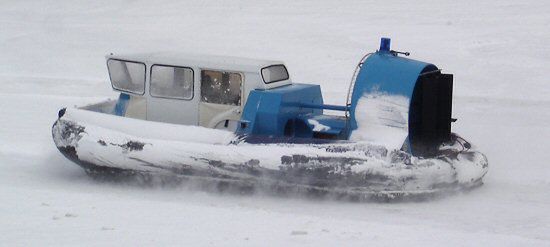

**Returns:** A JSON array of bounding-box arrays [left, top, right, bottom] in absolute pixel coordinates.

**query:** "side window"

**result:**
[[107, 59, 146, 94], [200, 70, 242, 106], [150, 65, 194, 100]]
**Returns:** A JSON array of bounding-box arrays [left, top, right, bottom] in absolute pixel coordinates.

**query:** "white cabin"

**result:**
[[105, 52, 291, 130]]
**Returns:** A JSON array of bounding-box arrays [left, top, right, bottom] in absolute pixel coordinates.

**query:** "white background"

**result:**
[[1, 0, 549, 246]]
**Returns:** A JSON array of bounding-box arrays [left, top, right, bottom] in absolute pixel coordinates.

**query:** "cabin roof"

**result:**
[[106, 52, 284, 73]]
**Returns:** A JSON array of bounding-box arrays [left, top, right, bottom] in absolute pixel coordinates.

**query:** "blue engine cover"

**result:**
[[238, 83, 325, 137]]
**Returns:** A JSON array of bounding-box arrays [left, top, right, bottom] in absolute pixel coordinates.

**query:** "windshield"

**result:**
[[261, 65, 289, 84], [107, 59, 146, 94]]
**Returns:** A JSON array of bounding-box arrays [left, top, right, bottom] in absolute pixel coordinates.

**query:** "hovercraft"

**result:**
[[52, 38, 488, 201]]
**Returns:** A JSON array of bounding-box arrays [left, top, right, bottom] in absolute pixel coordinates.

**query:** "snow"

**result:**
[[351, 93, 410, 149], [307, 119, 331, 132], [1, 0, 550, 246]]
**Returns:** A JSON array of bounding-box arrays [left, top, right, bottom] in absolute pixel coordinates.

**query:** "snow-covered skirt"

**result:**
[[52, 107, 488, 201]]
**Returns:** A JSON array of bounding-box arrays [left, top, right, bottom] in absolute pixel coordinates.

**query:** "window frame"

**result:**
[[200, 69, 243, 106], [260, 64, 289, 84], [149, 64, 195, 100], [106, 58, 147, 95]]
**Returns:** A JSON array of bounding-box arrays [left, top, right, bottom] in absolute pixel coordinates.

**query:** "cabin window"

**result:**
[[261, 65, 289, 84], [107, 59, 146, 95], [150, 65, 194, 100], [200, 70, 242, 106]]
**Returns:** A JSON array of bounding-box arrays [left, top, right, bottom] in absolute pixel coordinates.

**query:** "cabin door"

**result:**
[[146, 65, 199, 125], [199, 69, 243, 131]]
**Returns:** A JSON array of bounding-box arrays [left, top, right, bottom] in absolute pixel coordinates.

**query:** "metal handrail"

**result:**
[[342, 52, 373, 137], [298, 102, 349, 111], [345, 52, 373, 118]]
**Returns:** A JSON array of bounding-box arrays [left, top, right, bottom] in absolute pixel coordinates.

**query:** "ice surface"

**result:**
[[1, 0, 549, 246]]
